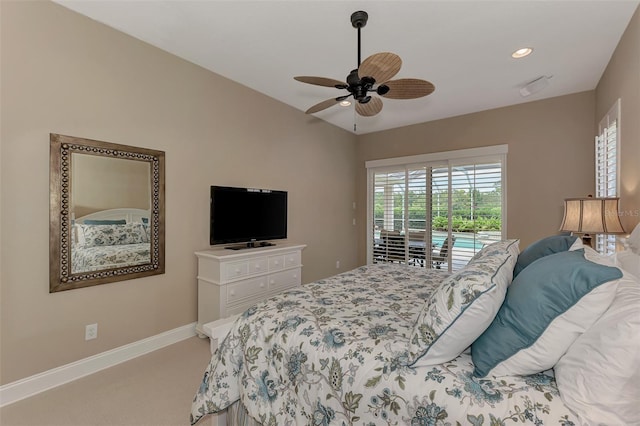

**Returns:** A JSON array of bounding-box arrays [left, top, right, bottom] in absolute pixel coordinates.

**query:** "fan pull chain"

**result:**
[[353, 108, 357, 132]]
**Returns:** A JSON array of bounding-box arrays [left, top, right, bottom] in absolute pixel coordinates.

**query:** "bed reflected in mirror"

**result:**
[[71, 207, 152, 274], [49, 134, 165, 292]]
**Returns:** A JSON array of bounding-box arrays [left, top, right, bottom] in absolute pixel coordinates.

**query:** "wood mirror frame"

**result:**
[[49, 134, 165, 292]]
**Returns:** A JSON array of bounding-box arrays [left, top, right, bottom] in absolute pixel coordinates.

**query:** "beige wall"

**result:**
[[356, 91, 597, 263], [0, 1, 358, 384], [596, 5, 640, 234]]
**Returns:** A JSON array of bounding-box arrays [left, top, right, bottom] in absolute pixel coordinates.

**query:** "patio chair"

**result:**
[[408, 231, 427, 267], [380, 229, 406, 263], [432, 235, 456, 269]]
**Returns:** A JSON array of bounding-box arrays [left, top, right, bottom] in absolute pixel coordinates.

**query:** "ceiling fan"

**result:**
[[294, 11, 435, 118]]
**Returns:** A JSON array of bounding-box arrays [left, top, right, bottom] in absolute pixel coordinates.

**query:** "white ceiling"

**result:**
[[54, 0, 639, 135]]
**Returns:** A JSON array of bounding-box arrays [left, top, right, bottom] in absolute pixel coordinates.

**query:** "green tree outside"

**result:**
[[374, 188, 501, 233]]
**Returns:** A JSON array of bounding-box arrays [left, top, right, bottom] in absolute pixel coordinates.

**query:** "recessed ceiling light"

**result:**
[[339, 100, 352, 107], [512, 47, 533, 59]]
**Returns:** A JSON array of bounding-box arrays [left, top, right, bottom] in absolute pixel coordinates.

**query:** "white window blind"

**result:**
[[367, 146, 507, 272], [595, 99, 620, 255]]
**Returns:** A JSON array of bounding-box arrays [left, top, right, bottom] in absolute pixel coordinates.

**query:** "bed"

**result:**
[[191, 235, 640, 426], [71, 208, 151, 273]]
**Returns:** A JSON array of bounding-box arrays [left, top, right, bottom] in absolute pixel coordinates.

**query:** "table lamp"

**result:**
[[559, 195, 625, 248]]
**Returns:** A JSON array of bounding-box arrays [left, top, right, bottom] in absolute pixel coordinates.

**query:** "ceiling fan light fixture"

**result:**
[[293, 10, 435, 118], [512, 47, 533, 59]]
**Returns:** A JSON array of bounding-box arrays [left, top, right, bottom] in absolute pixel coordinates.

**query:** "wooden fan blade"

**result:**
[[356, 96, 383, 117], [294, 76, 347, 88], [358, 52, 401, 84], [381, 78, 435, 99], [305, 98, 340, 114]]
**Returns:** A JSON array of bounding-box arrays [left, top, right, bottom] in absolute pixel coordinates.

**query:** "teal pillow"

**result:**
[[83, 219, 126, 225], [472, 249, 622, 378], [513, 235, 578, 276]]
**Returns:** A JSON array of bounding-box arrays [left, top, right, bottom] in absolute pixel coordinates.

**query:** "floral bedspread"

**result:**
[[71, 243, 150, 273], [191, 264, 577, 425]]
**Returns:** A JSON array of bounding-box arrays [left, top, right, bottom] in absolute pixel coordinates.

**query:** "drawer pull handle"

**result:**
[[230, 290, 236, 296], [260, 282, 265, 288], [270, 280, 275, 284]]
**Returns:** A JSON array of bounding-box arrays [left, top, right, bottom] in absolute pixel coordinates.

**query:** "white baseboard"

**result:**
[[0, 322, 197, 407]]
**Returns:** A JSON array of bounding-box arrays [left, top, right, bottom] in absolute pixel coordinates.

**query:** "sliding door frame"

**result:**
[[366, 144, 508, 266]]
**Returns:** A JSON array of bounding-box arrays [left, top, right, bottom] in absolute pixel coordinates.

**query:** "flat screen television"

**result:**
[[210, 186, 288, 248]]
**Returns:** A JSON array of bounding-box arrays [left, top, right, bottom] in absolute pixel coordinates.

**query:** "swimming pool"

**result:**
[[432, 234, 487, 250]]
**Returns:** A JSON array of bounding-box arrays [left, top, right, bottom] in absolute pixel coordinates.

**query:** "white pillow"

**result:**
[[555, 274, 640, 426], [627, 222, 640, 254], [407, 240, 519, 367], [615, 250, 640, 278]]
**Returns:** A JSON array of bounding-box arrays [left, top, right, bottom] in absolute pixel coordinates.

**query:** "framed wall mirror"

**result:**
[[50, 134, 165, 292]]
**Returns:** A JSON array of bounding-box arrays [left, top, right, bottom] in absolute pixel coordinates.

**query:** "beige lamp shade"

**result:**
[[560, 197, 625, 234]]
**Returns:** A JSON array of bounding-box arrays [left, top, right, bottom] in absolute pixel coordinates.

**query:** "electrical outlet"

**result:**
[[336, 260, 340, 269], [85, 323, 98, 340]]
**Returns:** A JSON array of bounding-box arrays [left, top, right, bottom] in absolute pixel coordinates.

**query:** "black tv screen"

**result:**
[[210, 186, 287, 246]]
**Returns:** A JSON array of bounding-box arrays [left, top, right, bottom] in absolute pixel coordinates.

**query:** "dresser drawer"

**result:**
[[268, 254, 284, 271], [227, 276, 268, 304], [268, 268, 301, 292], [226, 302, 257, 317], [224, 260, 248, 279], [248, 257, 268, 275], [269, 251, 301, 271], [284, 251, 301, 268]]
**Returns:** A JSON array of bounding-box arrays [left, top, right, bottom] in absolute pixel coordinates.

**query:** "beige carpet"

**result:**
[[0, 336, 213, 426]]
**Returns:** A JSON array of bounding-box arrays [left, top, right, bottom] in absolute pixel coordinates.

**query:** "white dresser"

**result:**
[[195, 242, 306, 336]]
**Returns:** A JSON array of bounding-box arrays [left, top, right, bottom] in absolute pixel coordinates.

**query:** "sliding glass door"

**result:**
[[367, 147, 506, 272]]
